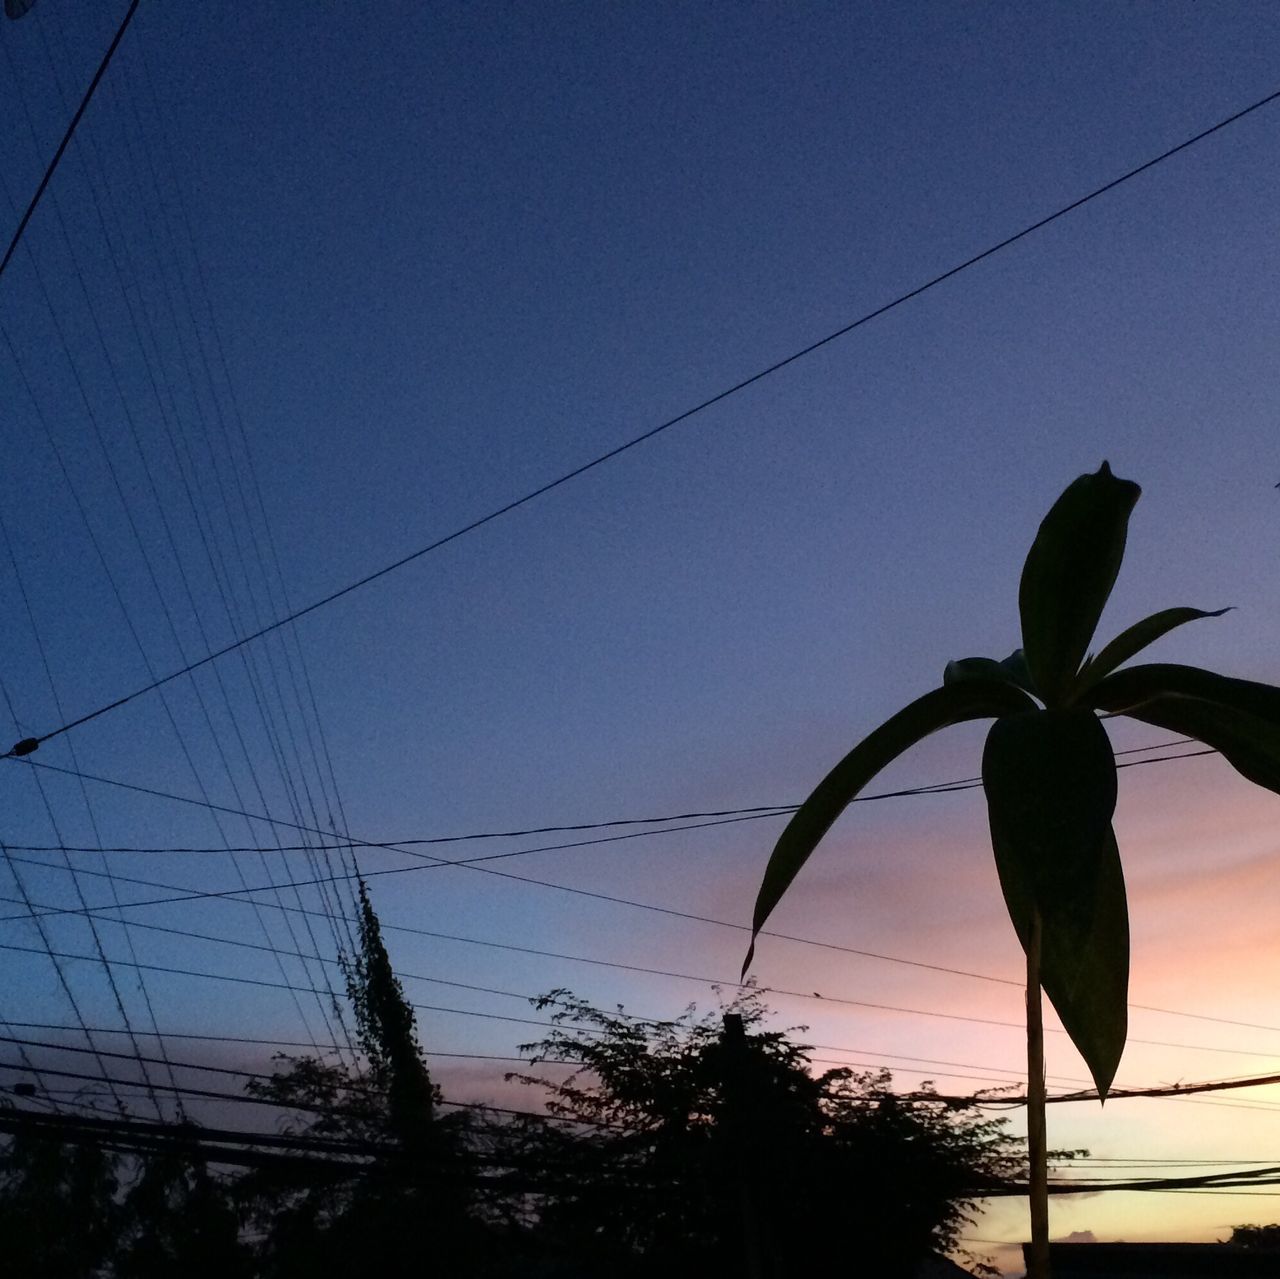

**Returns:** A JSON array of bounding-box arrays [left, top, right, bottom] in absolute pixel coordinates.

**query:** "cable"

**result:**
[[8, 84, 1280, 758], [0, 0, 140, 287], [116, 33, 368, 940], [0, 1020, 1085, 1090], [0, 49, 359, 1062], [4, 749, 1270, 1042], [0, 498, 174, 1119], [5, 913, 1279, 1069], [0, 733, 1203, 854]]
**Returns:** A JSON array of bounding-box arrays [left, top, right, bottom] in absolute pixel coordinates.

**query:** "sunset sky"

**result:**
[[2, 3, 1280, 1272]]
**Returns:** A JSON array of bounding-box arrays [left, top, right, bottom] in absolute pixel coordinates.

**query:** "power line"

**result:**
[[7, 85, 1280, 758], [0, 733, 1200, 855], [4, 918, 1279, 1070], [4, 749, 1271, 1043], [0, 488, 175, 1119], [0, 1020, 1093, 1092], [0, 0, 140, 287], [4, 13, 362, 1064]]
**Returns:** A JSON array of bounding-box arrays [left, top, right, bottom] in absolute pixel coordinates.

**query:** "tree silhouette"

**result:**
[[501, 987, 1022, 1276], [113, 1144, 248, 1279], [745, 463, 1280, 1276], [0, 1117, 119, 1278], [240, 880, 485, 1276], [1229, 1224, 1280, 1250]]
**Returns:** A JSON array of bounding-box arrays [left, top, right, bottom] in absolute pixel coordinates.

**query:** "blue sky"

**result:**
[[2, 2, 1280, 1269]]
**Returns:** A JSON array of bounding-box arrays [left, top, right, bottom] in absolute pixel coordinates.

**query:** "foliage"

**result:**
[[499, 986, 1022, 1277], [113, 1147, 248, 1279], [346, 879, 436, 1141], [745, 462, 1280, 1276], [239, 879, 487, 1277], [1228, 1224, 1280, 1250], [0, 1118, 120, 1278]]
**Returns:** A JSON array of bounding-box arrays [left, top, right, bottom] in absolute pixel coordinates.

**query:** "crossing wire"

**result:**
[[0, 735, 1205, 853], [0, 31, 359, 1063], [5, 84, 1280, 760], [0, 487, 175, 1120], [0, 240, 334, 1063], [5, 744, 1266, 1039], [119, 30, 367, 928], [6, 910, 1280, 1067]]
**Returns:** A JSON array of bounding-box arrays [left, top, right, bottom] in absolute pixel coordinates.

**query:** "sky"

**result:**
[[1, 1, 1280, 1272]]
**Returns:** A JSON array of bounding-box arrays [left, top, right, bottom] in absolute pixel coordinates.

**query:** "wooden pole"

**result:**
[[721, 1013, 767, 1279], [1026, 910, 1051, 1279]]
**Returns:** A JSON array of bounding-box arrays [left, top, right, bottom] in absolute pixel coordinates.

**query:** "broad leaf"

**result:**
[[983, 709, 1127, 1097], [1091, 665, 1280, 798], [1121, 698, 1280, 796], [744, 680, 1037, 972], [1089, 662, 1280, 724], [1072, 607, 1231, 700], [1019, 462, 1141, 707]]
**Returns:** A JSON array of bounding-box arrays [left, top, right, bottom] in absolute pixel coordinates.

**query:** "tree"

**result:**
[[501, 987, 1023, 1277], [1228, 1224, 1280, 1250], [346, 879, 437, 1144], [113, 1144, 249, 1279], [239, 879, 495, 1277], [0, 1114, 119, 1278], [745, 462, 1280, 1277]]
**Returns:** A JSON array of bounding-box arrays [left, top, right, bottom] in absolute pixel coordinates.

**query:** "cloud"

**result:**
[[1053, 1230, 1097, 1244]]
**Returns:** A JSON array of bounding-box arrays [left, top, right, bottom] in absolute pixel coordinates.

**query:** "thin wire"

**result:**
[[122, 38, 366, 940], [0, 243, 332, 1061], [5, 746, 1265, 1039], [5, 870, 1273, 1078], [9, 83, 1280, 757], [0, 838, 125, 1113], [60, 39, 365, 1050], [0, 0, 140, 286], [0, 39, 355, 1060], [5, 908, 1279, 1066], [0, 733, 1203, 851], [0, 488, 173, 1119]]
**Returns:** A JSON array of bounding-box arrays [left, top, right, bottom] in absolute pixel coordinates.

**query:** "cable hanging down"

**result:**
[[5, 84, 1280, 760]]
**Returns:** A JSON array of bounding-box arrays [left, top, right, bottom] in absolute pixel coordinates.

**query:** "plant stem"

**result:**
[[1026, 909, 1050, 1279]]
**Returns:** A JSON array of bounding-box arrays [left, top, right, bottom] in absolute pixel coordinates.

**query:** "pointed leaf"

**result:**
[[983, 709, 1127, 1096], [744, 680, 1037, 973], [1019, 462, 1141, 707], [1072, 607, 1231, 700]]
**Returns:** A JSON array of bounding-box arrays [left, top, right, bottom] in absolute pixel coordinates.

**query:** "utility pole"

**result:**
[[720, 1013, 769, 1279]]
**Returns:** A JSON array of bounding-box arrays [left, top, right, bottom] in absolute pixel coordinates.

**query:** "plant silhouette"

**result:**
[[745, 462, 1280, 1277]]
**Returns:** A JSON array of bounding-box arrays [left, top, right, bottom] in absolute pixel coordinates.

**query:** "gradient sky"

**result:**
[[2, 3, 1280, 1272]]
